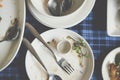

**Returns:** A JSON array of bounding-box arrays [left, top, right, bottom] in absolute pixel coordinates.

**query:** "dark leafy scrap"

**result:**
[[115, 53, 120, 66], [109, 53, 120, 80], [0, 16, 2, 22]]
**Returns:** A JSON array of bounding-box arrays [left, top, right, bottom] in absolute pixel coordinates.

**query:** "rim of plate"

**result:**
[[27, 0, 96, 28], [25, 29, 94, 80]]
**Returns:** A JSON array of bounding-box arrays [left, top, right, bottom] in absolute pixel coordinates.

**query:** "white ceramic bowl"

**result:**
[[107, 0, 120, 36], [27, 0, 95, 28], [31, 0, 86, 16], [57, 40, 72, 54]]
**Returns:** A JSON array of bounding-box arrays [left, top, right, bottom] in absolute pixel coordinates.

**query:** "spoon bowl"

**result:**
[[48, 0, 72, 16], [62, 0, 72, 12], [0, 19, 20, 42], [49, 74, 62, 80], [48, 0, 63, 16]]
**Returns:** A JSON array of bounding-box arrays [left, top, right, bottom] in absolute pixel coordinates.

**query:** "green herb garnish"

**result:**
[[67, 35, 90, 67]]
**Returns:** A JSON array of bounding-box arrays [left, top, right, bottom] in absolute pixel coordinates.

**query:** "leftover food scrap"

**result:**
[[109, 63, 120, 80], [0, 16, 2, 22], [66, 36, 89, 67], [0, 0, 3, 8]]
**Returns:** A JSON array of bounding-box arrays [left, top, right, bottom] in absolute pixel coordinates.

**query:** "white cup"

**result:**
[[57, 40, 71, 54]]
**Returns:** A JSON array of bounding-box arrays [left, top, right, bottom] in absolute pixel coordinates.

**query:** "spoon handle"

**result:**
[[23, 38, 48, 72], [25, 23, 57, 61]]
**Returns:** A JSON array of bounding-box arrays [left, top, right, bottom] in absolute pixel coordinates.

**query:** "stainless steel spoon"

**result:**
[[23, 38, 62, 80], [62, 0, 72, 12], [0, 19, 19, 42], [48, 0, 72, 16]]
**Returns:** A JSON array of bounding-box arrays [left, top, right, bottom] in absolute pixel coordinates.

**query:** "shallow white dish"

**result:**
[[107, 0, 120, 36], [102, 47, 120, 80], [25, 29, 94, 80], [0, 0, 25, 71], [30, 0, 86, 16], [27, 0, 95, 28]]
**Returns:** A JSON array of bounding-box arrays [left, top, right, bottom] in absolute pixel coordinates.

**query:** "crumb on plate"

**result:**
[[0, 0, 3, 8]]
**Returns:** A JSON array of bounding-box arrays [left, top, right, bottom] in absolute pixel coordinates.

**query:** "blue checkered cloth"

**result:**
[[1, 0, 120, 80]]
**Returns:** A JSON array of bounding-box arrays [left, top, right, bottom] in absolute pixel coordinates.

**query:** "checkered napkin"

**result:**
[[70, 12, 120, 80]]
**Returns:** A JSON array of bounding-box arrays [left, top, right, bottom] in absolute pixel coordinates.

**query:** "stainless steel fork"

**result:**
[[25, 23, 74, 74]]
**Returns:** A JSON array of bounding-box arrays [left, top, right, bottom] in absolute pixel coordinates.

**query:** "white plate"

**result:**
[[102, 47, 120, 80], [27, 0, 95, 28], [0, 0, 25, 71], [25, 29, 94, 80], [107, 0, 120, 36]]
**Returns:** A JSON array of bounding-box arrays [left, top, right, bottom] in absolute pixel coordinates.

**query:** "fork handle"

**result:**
[[25, 22, 57, 61], [23, 37, 48, 72]]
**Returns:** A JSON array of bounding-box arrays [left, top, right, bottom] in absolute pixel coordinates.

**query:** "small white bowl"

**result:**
[[57, 40, 71, 54], [28, 0, 96, 28]]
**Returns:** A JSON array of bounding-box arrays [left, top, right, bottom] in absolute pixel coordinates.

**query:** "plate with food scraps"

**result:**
[[107, 0, 120, 36], [25, 29, 94, 80], [102, 47, 120, 80], [0, 0, 25, 71]]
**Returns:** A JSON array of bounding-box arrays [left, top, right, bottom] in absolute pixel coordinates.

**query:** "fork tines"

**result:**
[[58, 58, 74, 75]]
